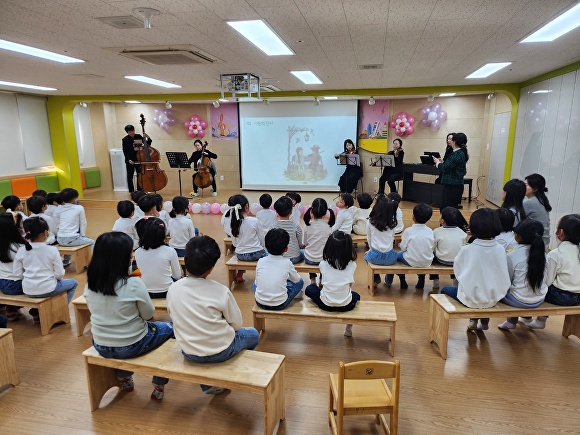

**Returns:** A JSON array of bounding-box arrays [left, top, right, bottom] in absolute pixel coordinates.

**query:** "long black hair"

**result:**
[[304, 197, 335, 227], [135, 217, 166, 250], [525, 173, 552, 212], [225, 194, 249, 237], [0, 213, 26, 262], [22, 217, 49, 250], [369, 197, 397, 231], [87, 232, 134, 296], [514, 219, 546, 293], [452, 132, 469, 162], [502, 179, 527, 222], [323, 231, 357, 270]]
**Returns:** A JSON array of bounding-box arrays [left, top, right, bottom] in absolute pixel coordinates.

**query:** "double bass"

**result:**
[[193, 141, 214, 189], [136, 114, 168, 192]]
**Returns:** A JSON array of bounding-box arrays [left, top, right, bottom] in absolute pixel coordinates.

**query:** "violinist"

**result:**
[[122, 124, 152, 193], [189, 140, 218, 197], [376, 138, 404, 195]]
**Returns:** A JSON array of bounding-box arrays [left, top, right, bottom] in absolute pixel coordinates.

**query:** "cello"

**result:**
[[136, 114, 168, 193], [193, 141, 214, 189]]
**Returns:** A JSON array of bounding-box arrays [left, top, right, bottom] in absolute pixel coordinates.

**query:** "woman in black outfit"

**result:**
[[335, 139, 363, 194], [377, 138, 404, 195]]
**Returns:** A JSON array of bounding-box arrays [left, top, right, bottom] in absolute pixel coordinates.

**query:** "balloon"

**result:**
[[431, 103, 441, 112], [210, 203, 221, 214], [421, 118, 430, 126], [406, 126, 414, 134], [389, 120, 397, 128], [200, 120, 208, 129], [184, 122, 190, 128], [249, 203, 261, 215], [201, 202, 211, 214], [407, 116, 415, 124], [301, 205, 311, 215], [400, 127, 406, 133], [395, 118, 401, 124], [396, 112, 406, 118], [331, 206, 339, 215], [438, 110, 447, 120], [163, 201, 172, 213], [395, 129, 404, 136], [428, 111, 438, 121], [421, 106, 431, 116], [191, 115, 199, 122], [188, 130, 196, 138], [431, 119, 441, 129], [220, 203, 229, 214], [191, 203, 202, 214], [197, 129, 206, 138]]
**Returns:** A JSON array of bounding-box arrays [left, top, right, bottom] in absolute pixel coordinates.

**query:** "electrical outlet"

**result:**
[[373, 177, 378, 183], [220, 175, 224, 181]]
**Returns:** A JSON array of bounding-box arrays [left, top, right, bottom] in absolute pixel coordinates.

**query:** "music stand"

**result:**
[[166, 152, 191, 196], [371, 154, 394, 168], [335, 153, 361, 198]]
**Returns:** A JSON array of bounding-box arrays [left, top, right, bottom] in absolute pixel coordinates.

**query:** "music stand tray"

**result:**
[[372, 154, 395, 168], [166, 152, 191, 196]]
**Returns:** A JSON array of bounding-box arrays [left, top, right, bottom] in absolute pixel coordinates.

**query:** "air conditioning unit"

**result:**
[[110, 149, 128, 191]]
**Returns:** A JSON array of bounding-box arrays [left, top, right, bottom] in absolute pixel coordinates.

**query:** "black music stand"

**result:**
[[166, 152, 191, 196], [371, 154, 394, 168], [335, 153, 361, 198]]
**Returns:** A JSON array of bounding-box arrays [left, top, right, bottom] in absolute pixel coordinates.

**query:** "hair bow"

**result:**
[[230, 204, 242, 220]]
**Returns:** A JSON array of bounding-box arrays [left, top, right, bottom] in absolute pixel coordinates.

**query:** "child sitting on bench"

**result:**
[[167, 236, 259, 395]]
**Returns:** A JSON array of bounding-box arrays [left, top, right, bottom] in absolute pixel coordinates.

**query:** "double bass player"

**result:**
[[189, 139, 218, 197], [122, 124, 151, 193]]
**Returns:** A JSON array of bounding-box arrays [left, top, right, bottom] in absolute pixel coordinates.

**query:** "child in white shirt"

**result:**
[[130, 190, 146, 222], [1, 195, 27, 223], [286, 192, 302, 227], [256, 194, 277, 243], [112, 200, 139, 250], [305, 231, 360, 337], [364, 197, 398, 287], [441, 208, 511, 331], [387, 192, 405, 234], [498, 219, 548, 330], [167, 235, 259, 395], [26, 196, 56, 245], [303, 198, 335, 286], [430, 207, 468, 289], [135, 217, 181, 298], [152, 194, 170, 235], [331, 193, 355, 234], [274, 196, 303, 264], [387, 203, 434, 289], [352, 193, 372, 235], [13, 217, 78, 322], [223, 194, 267, 283], [168, 196, 196, 258], [520, 214, 580, 329], [45, 192, 61, 218], [254, 228, 304, 310], [495, 208, 518, 252]]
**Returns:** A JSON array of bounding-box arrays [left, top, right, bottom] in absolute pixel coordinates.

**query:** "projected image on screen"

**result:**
[[239, 101, 358, 191]]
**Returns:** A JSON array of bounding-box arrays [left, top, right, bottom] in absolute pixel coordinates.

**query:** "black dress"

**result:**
[[337, 152, 362, 193], [377, 150, 404, 194]]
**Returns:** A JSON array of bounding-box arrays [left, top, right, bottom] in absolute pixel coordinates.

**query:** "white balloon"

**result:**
[[400, 127, 406, 132], [191, 203, 202, 214], [163, 201, 172, 213], [405, 122, 410, 128], [428, 111, 438, 121], [249, 202, 261, 215], [395, 118, 401, 124], [220, 203, 229, 214]]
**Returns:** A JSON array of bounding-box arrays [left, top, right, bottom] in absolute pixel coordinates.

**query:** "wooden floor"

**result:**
[[1, 188, 579, 434]]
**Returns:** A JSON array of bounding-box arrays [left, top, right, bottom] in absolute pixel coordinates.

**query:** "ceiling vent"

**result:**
[[358, 64, 383, 70], [260, 84, 281, 92], [96, 16, 144, 29], [119, 49, 217, 65]]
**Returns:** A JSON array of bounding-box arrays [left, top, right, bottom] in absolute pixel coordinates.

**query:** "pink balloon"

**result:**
[[395, 129, 404, 136], [301, 205, 311, 215], [210, 203, 221, 214], [197, 129, 206, 138], [406, 126, 414, 134], [191, 115, 199, 122], [184, 122, 190, 128], [200, 120, 208, 129], [396, 112, 406, 118], [188, 130, 196, 138], [407, 116, 415, 124], [389, 120, 397, 128]]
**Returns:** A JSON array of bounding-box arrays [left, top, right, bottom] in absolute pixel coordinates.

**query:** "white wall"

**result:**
[[511, 70, 580, 248]]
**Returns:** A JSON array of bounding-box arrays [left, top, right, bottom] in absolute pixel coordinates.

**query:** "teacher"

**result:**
[[335, 139, 362, 194], [433, 132, 468, 209], [376, 138, 404, 195]]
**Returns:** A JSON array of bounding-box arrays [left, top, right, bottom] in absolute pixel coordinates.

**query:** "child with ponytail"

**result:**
[[13, 217, 78, 322], [523, 173, 552, 246], [0, 212, 26, 321], [303, 198, 335, 286], [168, 196, 197, 258], [497, 219, 548, 330], [364, 197, 398, 287]]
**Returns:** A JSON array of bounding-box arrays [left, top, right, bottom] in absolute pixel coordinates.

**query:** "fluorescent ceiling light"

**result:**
[[124, 100, 142, 104], [323, 96, 338, 100], [227, 20, 294, 56], [0, 80, 57, 91], [125, 75, 181, 88], [439, 93, 456, 97], [290, 71, 323, 85], [0, 38, 84, 63], [219, 98, 229, 102], [532, 90, 552, 94], [521, 3, 580, 43], [466, 62, 511, 79]]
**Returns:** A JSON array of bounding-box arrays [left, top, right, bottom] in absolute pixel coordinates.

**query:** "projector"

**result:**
[[220, 73, 261, 100]]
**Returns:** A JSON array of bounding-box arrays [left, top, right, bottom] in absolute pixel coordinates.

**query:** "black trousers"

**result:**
[[378, 168, 403, 194], [126, 163, 141, 192], [440, 184, 464, 209]]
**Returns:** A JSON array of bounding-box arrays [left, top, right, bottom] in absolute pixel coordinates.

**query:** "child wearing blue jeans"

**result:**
[[254, 228, 304, 310], [167, 236, 259, 395], [55, 188, 94, 267]]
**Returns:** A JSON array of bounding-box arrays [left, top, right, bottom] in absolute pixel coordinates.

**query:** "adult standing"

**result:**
[[376, 138, 404, 194], [122, 124, 151, 193], [523, 173, 552, 246], [189, 140, 218, 197], [335, 139, 362, 194], [433, 132, 468, 209], [434, 133, 455, 184]]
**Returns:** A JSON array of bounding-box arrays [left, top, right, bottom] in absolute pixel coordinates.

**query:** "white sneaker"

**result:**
[[191, 192, 199, 197], [527, 318, 547, 329], [518, 317, 534, 327], [344, 324, 353, 337], [211, 192, 217, 197], [432, 279, 440, 289]]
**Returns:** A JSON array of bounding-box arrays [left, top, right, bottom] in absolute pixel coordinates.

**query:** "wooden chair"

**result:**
[[329, 360, 400, 435]]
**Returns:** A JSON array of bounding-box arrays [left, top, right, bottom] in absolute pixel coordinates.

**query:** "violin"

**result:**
[[136, 114, 168, 193], [193, 141, 214, 189]]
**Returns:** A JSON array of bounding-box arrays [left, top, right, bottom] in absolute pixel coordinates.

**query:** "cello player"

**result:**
[[122, 124, 152, 193], [189, 139, 218, 197]]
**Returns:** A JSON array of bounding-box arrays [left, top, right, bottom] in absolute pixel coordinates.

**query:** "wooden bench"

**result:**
[[350, 233, 402, 249], [0, 328, 20, 388], [83, 340, 285, 435], [429, 293, 580, 359], [55, 243, 92, 274], [0, 293, 70, 335], [253, 300, 397, 356], [226, 257, 320, 290], [72, 296, 168, 337], [224, 237, 234, 255], [367, 263, 454, 295]]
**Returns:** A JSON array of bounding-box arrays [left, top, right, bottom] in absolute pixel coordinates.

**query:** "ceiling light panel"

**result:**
[[227, 20, 294, 56], [521, 3, 580, 43], [0, 38, 84, 63], [124, 76, 181, 88], [290, 71, 323, 85], [0, 80, 57, 91], [465, 62, 511, 79]]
